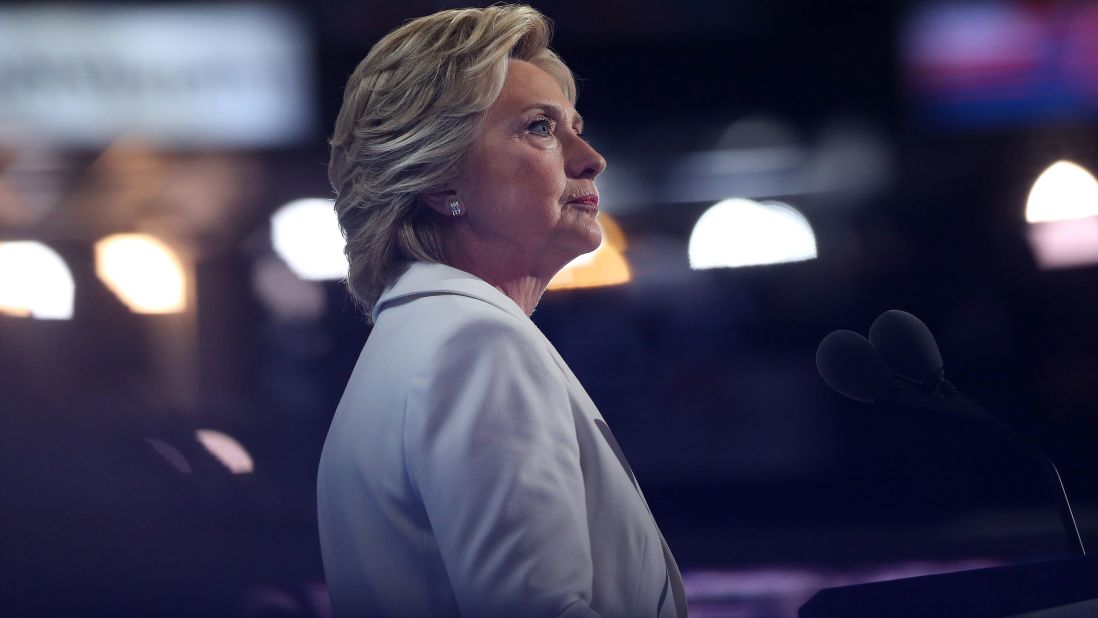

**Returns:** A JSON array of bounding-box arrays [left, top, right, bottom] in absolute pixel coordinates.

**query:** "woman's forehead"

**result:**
[[490, 59, 575, 118]]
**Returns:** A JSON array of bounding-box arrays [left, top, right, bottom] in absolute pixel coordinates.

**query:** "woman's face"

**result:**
[[452, 59, 607, 278]]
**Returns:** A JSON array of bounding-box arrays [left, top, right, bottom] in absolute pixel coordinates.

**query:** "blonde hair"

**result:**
[[328, 4, 577, 318]]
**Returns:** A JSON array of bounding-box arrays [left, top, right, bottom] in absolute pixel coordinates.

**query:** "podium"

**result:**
[[799, 556, 1098, 617]]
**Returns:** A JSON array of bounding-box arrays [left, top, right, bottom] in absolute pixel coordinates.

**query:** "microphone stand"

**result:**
[[949, 389, 1086, 556], [888, 374, 1087, 556]]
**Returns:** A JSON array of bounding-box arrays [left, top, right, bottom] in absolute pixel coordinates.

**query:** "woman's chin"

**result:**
[[550, 210, 603, 262], [574, 222, 603, 254], [548, 233, 600, 269]]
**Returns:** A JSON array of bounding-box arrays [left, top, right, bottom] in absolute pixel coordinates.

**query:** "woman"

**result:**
[[317, 6, 687, 617]]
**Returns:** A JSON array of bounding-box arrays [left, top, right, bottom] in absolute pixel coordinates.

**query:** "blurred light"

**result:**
[[0, 241, 74, 319], [0, 4, 313, 147], [1025, 160, 1098, 223], [1026, 218, 1098, 270], [252, 253, 326, 321], [682, 560, 1003, 617], [241, 586, 303, 615], [805, 120, 893, 200], [195, 429, 254, 475], [668, 116, 807, 203], [905, 3, 1040, 74], [0, 146, 68, 227], [271, 198, 347, 281], [548, 214, 631, 290], [904, 3, 1098, 127], [144, 438, 192, 475], [95, 234, 187, 314], [717, 116, 801, 152], [589, 158, 648, 214], [689, 198, 817, 269]]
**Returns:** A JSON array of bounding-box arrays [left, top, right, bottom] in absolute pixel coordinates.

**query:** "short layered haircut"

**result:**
[[328, 4, 577, 317]]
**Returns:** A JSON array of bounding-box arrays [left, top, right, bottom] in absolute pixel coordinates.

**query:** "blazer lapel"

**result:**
[[594, 419, 640, 492], [594, 419, 687, 618]]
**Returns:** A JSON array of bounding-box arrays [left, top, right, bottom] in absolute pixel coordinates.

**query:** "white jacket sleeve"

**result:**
[[403, 316, 602, 618]]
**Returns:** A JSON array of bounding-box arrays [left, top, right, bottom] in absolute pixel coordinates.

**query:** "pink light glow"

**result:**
[[1026, 218, 1098, 270]]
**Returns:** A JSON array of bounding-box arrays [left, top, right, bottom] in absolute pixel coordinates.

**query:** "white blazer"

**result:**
[[317, 262, 687, 618]]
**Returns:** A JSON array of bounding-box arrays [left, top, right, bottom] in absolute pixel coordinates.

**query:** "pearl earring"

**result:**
[[448, 199, 465, 217]]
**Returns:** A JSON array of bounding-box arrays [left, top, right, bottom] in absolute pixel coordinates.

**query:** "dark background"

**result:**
[[2, 1, 1097, 616]]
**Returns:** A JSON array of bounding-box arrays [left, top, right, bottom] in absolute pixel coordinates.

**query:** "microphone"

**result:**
[[815, 330, 895, 403], [869, 310, 944, 387], [817, 310, 1087, 556], [815, 328, 938, 408]]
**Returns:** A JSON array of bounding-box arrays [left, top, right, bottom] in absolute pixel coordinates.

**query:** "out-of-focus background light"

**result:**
[[1026, 219, 1098, 270], [1025, 161, 1098, 223], [144, 438, 193, 475], [904, 2, 1098, 127], [0, 241, 74, 319], [0, 4, 312, 148], [271, 198, 347, 281], [94, 234, 187, 314], [1025, 160, 1098, 270], [670, 116, 806, 203], [252, 253, 328, 321], [195, 429, 254, 475], [548, 214, 631, 290], [688, 198, 817, 269]]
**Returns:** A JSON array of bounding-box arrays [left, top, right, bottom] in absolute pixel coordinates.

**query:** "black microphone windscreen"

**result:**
[[816, 330, 895, 403], [869, 310, 944, 383]]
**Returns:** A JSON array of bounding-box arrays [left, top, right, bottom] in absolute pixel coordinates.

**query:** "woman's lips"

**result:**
[[567, 195, 599, 211]]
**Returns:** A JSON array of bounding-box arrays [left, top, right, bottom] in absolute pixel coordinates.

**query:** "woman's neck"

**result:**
[[444, 244, 555, 316], [492, 275, 550, 316]]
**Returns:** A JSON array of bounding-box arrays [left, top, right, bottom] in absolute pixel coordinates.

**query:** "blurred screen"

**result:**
[[0, 4, 314, 147], [904, 1, 1098, 128]]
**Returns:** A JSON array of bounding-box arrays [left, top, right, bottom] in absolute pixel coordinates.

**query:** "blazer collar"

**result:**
[[372, 261, 530, 323]]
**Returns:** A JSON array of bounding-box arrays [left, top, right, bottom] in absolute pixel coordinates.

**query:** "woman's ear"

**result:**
[[420, 189, 461, 217]]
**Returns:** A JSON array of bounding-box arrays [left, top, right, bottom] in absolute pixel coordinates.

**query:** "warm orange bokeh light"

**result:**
[[94, 234, 187, 314], [548, 214, 632, 291]]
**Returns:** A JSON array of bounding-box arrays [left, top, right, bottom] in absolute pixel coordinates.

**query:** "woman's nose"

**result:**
[[567, 137, 607, 180]]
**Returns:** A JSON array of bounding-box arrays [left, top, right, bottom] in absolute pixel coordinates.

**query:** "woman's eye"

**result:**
[[528, 118, 555, 137]]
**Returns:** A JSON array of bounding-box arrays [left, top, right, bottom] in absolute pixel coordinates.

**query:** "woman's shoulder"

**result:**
[[367, 294, 566, 410], [433, 295, 544, 352]]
